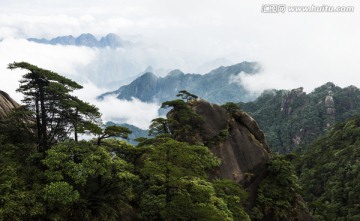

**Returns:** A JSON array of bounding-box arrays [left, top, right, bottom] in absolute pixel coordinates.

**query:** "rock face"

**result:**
[[0, 90, 20, 118], [280, 87, 306, 115], [189, 100, 270, 183]]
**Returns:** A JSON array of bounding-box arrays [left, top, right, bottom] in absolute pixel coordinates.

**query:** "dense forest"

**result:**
[[0, 62, 359, 220]]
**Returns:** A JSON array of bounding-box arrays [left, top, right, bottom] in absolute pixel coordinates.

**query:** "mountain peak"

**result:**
[[166, 69, 184, 77]]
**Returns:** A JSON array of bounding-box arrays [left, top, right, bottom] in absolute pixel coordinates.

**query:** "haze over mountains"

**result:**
[[100, 61, 261, 104], [21, 33, 239, 91]]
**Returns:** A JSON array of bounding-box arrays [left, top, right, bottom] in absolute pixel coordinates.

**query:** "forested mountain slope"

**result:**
[[240, 82, 360, 153], [294, 116, 360, 220]]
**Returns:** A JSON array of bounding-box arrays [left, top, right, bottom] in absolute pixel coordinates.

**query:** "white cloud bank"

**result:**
[[0, 38, 97, 101], [74, 83, 160, 129]]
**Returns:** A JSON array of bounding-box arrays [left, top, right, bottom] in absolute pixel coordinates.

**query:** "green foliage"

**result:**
[[221, 102, 241, 115], [42, 140, 138, 220], [213, 180, 251, 221], [0, 106, 36, 144], [295, 116, 360, 221], [44, 181, 79, 205], [97, 125, 132, 145], [148, 117, 170, 136], [136, 137, 237, 220], [251, 155, 306, 221], [176, 90, 198, 102], [161, 99, 204, 144], [0, 137, 45, 220], [8, 62, 102, 152]]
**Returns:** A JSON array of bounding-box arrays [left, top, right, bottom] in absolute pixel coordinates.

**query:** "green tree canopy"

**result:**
[[8, 62, 101, 152], [135, 137, 235, 220], [42, 140, 138, 220]]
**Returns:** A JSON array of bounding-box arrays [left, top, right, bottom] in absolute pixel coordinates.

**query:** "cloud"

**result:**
[[73, 82, 160, 129], [94, 96, 160, 129], [0, 38, 97, 101]]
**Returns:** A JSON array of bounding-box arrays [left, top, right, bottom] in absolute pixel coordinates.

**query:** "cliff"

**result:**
[[166, 99, 313, 220], [0, 90, 20, 118], [189, 100, 270, 183]]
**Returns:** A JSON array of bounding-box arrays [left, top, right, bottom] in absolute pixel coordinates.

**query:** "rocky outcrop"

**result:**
[[324, 91, 336, 127], [0, 90, 20, 118], [189, 100, 270, 183], [168, 99, 312, 220], [187, 100, 271, 211], [280, 87, 306, 115]]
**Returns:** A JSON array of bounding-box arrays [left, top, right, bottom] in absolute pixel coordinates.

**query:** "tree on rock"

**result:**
[[148, 117, 171, 136], [176, 90, 198, 102]]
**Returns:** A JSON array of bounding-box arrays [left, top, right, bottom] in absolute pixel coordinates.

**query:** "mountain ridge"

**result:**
[[27, 33, 128, 48], [99, 61, 261, 104]]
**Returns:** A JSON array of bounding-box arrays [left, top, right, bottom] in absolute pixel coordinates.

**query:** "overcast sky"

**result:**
[[1, 0, 360, 128]]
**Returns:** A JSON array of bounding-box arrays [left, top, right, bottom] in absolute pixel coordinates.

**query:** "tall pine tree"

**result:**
[[8, 62, 101, 152]]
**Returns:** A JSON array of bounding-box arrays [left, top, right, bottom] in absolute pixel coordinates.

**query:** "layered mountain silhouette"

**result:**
[[28, 33, 127, 48], [99, 61, 261, 104]]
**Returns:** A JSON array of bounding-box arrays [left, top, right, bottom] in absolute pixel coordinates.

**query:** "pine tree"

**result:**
[[8, 62, 101, 152]]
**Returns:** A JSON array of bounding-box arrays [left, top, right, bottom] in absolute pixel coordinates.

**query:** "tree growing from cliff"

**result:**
[[161, 99, 203, 144], [176, 90, 198, 102], [8, 62, 101, 152], [221, 102, 241, 115], [148, 117, 171, 136]]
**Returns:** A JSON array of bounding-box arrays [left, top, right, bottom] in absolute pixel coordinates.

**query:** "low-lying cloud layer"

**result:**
[[73, 83, 160, 129]]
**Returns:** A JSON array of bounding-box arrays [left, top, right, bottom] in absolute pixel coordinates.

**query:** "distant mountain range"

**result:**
[[99, 61, 261, 104], [28, 33, 128, 48]]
